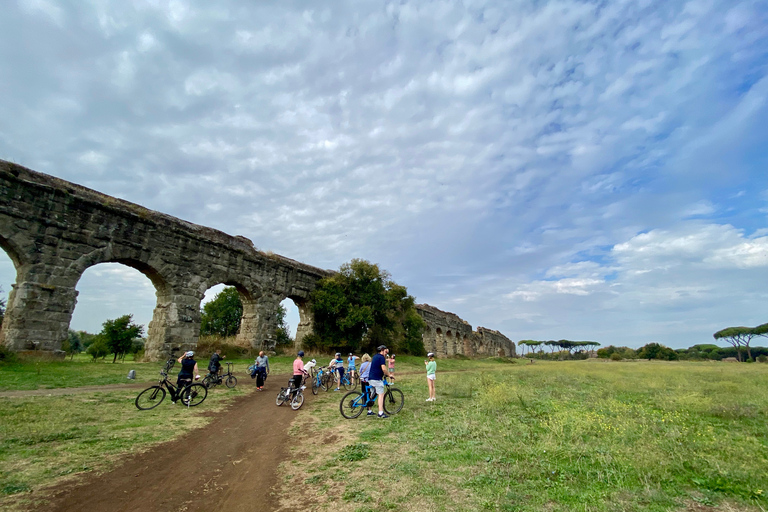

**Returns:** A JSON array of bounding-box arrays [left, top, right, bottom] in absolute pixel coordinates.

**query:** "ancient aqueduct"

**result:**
[[0, 160, 515, 360]]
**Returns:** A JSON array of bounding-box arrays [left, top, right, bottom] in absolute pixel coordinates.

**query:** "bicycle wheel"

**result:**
[[225, 376, 237, 388], [290, 391, 305, 410], [340, 391, 365, 419], [276, 389, 288, 406], [135, 386, 166, 410], [201, 375, 214, 388], [312, 378, 319, 395], [181, 383, 208, 407], [383, 388, 404, 415], [322, 374, 333, 391]]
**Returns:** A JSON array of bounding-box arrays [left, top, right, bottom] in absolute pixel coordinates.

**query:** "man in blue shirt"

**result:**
[[368, 345, 392, 418]]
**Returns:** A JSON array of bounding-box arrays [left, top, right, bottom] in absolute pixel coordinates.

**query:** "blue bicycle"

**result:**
[[311, 366, 332, 395], [339, 378, 403, 418]]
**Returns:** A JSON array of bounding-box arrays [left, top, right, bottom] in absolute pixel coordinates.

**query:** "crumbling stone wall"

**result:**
[[0, 160, 332, 360], [417, 304, 515, 358]]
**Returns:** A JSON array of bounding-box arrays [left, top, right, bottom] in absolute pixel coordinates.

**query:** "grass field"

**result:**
[[282, 359, 768, 511], [1, 356, 767, 511]]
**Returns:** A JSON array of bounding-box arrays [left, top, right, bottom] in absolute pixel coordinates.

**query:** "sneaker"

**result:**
[[334, 387, 340, 391], [367, 410, 374, 416], [378, 413, 389, 419]]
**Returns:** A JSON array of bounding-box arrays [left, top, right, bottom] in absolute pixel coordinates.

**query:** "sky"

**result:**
[[1, 0, 767, 349]]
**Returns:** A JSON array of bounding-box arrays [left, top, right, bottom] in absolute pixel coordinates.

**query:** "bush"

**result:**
[[609, 352, 622, 361], [757, 355, 767, 363], [86, 337, 110, 360], [196, 335, 251, 360], [0, 344, 18, 363]]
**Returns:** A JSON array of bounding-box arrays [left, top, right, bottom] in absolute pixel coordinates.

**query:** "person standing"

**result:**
[[347, 353, 358, 384], [368, 345, 393, 418], [358, 354, 373, 415], [387, 354, 396, 382], [176, 351, 200, 394], [425, 352, 436, 401], [254, 351, 269, 390], [331, 353, 345, 391]]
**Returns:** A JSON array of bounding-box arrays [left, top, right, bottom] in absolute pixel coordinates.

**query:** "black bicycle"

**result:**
[[202, 362, 237, 389], [135, 356, 208, 410]]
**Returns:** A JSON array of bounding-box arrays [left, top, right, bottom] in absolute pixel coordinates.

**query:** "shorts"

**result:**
[[368, 379, 385, 396], [427, 374, 436, 381]]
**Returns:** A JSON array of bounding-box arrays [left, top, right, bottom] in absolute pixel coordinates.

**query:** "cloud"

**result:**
[[0, 0, 766, 346]]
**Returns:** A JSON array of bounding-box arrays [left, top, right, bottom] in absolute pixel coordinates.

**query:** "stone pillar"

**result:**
[[236, 294, 280, 352], [294, 299, 314, 350], [144, 291, 201, 361], [0, 277, 77, 351]]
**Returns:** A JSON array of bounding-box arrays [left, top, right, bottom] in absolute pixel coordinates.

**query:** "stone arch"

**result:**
[[446, 330, 454, 356], [283, 293, 313, 350], [463, 335, 472, 356], [0, 233, 25, 271]]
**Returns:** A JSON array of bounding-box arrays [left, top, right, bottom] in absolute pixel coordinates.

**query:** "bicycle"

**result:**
[[311, 366, 332, 395], [135, 356, 208, 410], [339, 378, 404, 419], [202, 362, 237, 389], [327, 367, 357, 391], [276, 372, 309, 411]]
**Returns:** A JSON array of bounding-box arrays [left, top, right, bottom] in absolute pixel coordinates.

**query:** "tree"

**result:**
[[637, 342, 678, 361], [713, 326, 757, 362], [310, 259, 425, 355], [99, 314, 144, 363], [274, 303, 292, 346], [200, 287, 243, 337], [61, 329, 84, 360]]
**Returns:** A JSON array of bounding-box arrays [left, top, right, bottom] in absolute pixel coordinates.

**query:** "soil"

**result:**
[[27, 375, 300, 512]]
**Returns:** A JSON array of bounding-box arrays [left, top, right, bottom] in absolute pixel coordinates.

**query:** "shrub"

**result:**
[[609, 352, 622, 361], [0, 344, 18, 363], [757, 355, 767, 363], [196, 335, 251, 359]]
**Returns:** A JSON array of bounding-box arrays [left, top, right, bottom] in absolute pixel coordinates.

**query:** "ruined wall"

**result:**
[[417, 304, 516, 358], [0, 160, 332, 360]]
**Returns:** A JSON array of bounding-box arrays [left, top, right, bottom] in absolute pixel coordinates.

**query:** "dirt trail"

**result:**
[[32, 375, 299, 512]]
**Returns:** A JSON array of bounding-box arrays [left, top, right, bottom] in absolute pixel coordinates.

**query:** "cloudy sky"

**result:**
[[1, 0, 767, 349]]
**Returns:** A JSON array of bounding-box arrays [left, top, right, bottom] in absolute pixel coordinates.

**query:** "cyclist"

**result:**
[[347, 352, 358, 383], [208, 349, 225, 379], [358, 353, 373, 415], [176, 351, 200, 394], [368, 345, 393, 418], [330, 352, 345, 391], [291, 351, 306, 395]]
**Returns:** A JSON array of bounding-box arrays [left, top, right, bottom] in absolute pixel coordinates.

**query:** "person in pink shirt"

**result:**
[[291, 351, 306, 391]]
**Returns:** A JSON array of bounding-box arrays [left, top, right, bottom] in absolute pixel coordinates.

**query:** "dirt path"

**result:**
[[31, 375, 299, 512]]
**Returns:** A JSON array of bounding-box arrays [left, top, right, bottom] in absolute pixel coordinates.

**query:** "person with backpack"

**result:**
[[252, 351, 269, 390], [208, 349, 225, 377]]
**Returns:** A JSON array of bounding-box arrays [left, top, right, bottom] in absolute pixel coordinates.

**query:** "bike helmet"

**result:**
[[186, 351, 194, 357], [377, 345, 388, 352], [335, 352, 341, 357], [298, 350, 305, 357]]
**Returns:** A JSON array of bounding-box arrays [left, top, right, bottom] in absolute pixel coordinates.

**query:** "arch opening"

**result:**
[[279, 298, 298, 344], [71, 262, 158, 357]]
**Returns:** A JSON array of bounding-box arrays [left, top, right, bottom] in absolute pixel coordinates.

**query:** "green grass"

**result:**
[[285, 360, 768, 511], [3, 356, 767, 511], [0, 353, 296, 391]]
